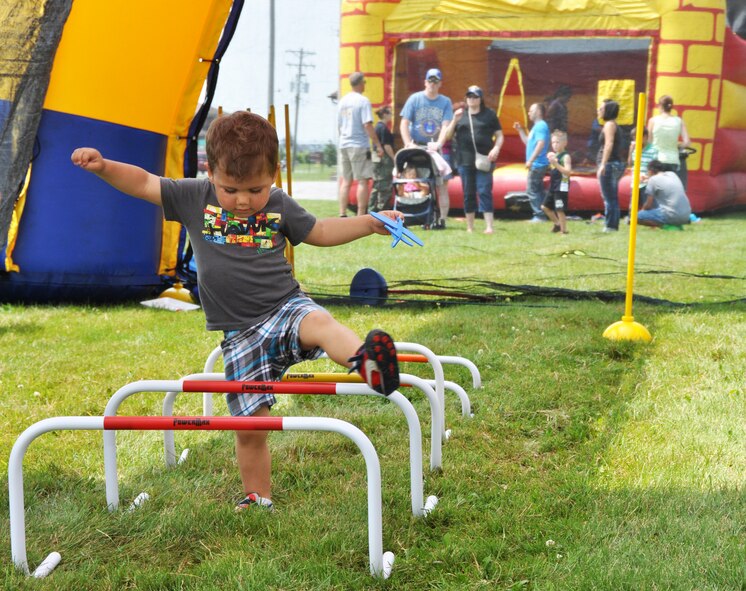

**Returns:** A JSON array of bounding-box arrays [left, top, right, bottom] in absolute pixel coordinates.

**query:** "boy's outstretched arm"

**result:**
[[303, 211, 403, 247], [71, 147, 162, 206]]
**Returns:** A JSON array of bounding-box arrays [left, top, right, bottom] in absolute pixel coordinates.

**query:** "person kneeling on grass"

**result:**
[[637, 158, 692, 228], [71, 111, 401, 512]]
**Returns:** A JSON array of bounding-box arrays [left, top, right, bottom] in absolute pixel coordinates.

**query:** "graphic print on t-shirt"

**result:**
[[414, 105, 445, 140], [202, 205, 282, 249]]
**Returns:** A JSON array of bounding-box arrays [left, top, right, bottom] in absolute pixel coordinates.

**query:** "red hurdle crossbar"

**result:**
[[104, 415, 283, 430]]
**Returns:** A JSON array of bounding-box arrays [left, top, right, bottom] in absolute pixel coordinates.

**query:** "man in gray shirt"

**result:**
[[337, 72, 384, 216], [638, 159, 692, 227]]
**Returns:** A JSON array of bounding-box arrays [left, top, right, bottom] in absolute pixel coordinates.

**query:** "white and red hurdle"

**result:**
[[201, 341, 480, 439], [102, 377, 438, 517], [8, 415, 395, 579], [158, 372, 443, 471]]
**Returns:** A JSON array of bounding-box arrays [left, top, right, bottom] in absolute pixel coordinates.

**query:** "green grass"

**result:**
[[287, 164, 336, 182], [1, 205, 745, 590]]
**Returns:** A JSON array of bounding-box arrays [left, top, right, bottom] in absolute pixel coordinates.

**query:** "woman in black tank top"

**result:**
[[596, 99, 626, 232]]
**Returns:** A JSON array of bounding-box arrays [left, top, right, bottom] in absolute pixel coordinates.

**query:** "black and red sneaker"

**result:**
[[348, 329, 400, 395], [235, 492, 274, 512]]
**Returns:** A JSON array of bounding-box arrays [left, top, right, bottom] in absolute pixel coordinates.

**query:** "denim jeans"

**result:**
[[599, 161, 626, 230], [458, 165, 494, 213], [527, 165, 549, 216]]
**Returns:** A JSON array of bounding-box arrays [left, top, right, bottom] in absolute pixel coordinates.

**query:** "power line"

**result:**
[[286, 48, 315, 168]]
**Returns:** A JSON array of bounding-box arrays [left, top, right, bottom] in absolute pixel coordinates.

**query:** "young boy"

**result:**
[[541, 130, 572, 234], [71, 111, 401, 511]]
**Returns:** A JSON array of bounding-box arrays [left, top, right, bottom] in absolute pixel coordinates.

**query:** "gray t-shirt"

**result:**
[[337, 91, 373, 149], [645, 171, 692, 224], [161, 178, 316, 331]]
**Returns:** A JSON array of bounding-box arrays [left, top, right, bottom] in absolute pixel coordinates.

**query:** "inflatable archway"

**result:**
[[339, 0, 746, 214], [0, 0, 242, 301]]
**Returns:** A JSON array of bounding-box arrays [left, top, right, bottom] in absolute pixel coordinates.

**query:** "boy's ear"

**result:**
[[205, 161, 213, 181], [273, 163, 281, 184]]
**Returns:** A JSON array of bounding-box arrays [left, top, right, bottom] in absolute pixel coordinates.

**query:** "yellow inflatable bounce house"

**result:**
[[339, 0, 746, 214]]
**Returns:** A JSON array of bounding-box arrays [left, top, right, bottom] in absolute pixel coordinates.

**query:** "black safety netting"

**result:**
[[304, 273, 746, 310], [0, 0, 73, 247]]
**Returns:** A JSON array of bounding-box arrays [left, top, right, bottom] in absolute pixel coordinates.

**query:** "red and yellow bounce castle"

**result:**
[[339, 0, 746, 214]]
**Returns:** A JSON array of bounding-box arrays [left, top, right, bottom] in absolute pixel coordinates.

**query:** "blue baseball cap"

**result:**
[[425, 68, 442, 81]]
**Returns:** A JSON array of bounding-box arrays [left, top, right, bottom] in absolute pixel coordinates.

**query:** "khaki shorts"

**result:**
[[339, 146, 373, 181]]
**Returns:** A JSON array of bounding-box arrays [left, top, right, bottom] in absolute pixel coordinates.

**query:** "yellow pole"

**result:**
[[283, 104, 295, 272], [284, 104, 293, 197], [603, 92, 652, 342]]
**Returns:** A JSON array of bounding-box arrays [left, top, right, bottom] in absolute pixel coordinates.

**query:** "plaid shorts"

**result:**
[[221, 295, 325, 417]]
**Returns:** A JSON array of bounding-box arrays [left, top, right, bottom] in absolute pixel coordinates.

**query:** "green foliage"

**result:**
[[323, 142, 337, 167], [1, 209, 745, 589]]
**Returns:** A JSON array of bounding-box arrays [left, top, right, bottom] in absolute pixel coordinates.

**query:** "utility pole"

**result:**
[[268, 0, 275, 111], [286, 48, 315, 169]]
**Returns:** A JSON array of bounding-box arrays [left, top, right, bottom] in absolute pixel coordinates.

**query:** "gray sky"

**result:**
[[211, 0, 341, 145]]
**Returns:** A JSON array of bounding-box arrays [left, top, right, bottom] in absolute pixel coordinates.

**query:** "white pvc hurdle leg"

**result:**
[[426, 379, 473, 419], [9, 415, 394, 579], [394, 343, 447, 442], [434, 355, 482, 389], [160, 372, 225, 467], [9, 417, 104, 576], [104, 377, 219, 510], [201, 346, 223, 415]]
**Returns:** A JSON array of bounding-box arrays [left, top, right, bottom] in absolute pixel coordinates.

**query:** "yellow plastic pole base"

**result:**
[[158, 282, 195, 304], [603, 316, 652, 342]]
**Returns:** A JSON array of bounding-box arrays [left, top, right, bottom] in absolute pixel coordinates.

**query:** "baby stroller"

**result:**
[[392, 148, 439, 229]]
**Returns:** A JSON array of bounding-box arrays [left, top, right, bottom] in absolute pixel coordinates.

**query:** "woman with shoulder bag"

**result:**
[[596, 99, 626, 233], [446, 85, 503, 233]]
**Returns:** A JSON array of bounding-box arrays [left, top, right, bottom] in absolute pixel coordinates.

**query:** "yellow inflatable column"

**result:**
[[654, 2, 726, 173], [340, 1, 400, 107]]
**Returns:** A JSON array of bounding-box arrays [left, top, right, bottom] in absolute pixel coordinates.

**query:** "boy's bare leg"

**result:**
[[299, 310, 361, 367], [235, 405, 272, 498], [558, 211, 568, 233], [542, 205, 559, 226]]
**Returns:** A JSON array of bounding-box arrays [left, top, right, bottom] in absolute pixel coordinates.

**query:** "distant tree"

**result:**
[[323, 142, 337, 167]]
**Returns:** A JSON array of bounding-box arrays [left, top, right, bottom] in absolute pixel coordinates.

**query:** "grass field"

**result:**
[[287, 163, 336, 182], [1, 202, 745, 590]]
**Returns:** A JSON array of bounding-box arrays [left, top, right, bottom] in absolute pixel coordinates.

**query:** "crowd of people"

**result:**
[[337, 70, 693, 233]]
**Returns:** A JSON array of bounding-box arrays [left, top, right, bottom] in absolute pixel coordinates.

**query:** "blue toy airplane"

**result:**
[[370, 211, 424, 248]]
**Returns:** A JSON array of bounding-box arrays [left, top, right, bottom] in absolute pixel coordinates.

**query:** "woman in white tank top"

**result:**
[[647, 95, 690, 173]]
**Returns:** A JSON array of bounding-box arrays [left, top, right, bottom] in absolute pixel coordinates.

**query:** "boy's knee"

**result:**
[[301, 309, 335, 330], [236, 426, 269, 446]]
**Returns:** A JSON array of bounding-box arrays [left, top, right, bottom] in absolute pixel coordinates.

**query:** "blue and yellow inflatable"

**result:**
[[0, 0, 242, 301]]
